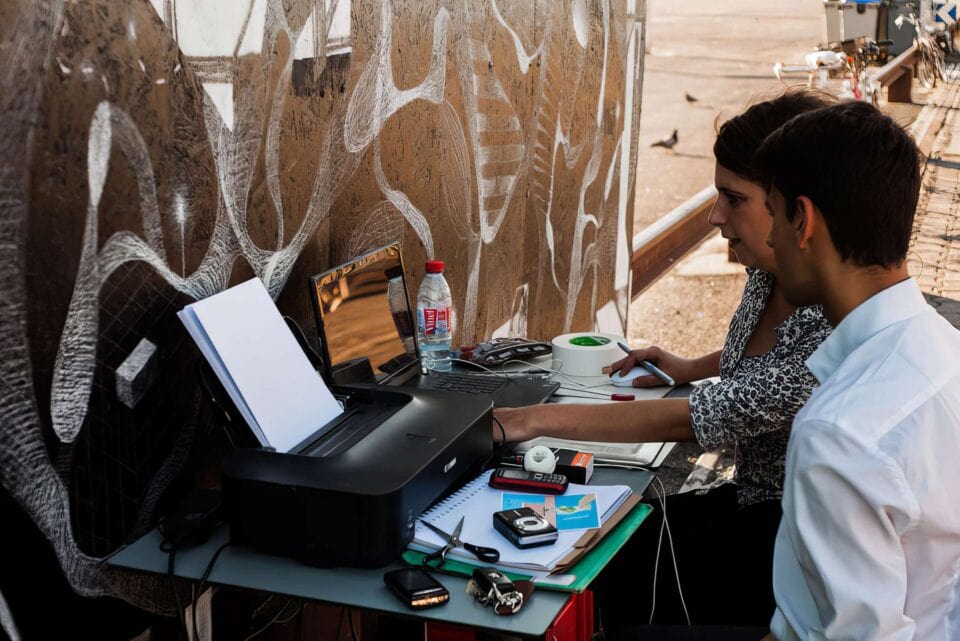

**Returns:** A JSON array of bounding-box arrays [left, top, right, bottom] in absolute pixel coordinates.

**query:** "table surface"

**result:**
[[108, 468, 653, 638]]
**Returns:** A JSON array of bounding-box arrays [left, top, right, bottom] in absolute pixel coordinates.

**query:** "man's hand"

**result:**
[[759, 633, 774, 641], [604, 346, 693, 387]]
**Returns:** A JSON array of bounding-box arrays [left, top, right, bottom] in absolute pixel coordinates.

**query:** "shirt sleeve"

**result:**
[[773, 420, 919, 640], [687, 339, 822, 450]]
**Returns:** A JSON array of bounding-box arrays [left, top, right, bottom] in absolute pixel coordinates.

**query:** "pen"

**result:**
[[616, 341, 675, 387]]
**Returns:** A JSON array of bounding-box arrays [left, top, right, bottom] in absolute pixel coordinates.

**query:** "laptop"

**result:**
[[308, 244, 559, 407]]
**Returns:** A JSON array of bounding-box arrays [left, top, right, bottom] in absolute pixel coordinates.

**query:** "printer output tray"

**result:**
[[221, 385, 492, 567]]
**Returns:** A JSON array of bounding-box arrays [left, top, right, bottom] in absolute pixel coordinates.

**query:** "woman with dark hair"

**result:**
[[494, 90, 834, 627]]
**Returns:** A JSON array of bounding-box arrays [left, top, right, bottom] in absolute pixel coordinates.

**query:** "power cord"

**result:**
[[191, 542, 231, 641], [348, 608, 359, 641], [163, 547, 188, 640], [492, 415, 507, 448], [244, 598, 300, 641], [648, 477, 690, 626]]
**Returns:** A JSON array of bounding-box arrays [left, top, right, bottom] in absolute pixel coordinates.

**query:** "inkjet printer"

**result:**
[[215, 244, 500, 568], [221, 383, 491, 568]]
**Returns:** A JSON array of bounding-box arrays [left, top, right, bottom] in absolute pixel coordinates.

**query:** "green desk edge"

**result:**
[[401, 502, 653, 594]]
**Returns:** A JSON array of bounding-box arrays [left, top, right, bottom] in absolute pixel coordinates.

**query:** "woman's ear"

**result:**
[[794, 196, 817, 250]]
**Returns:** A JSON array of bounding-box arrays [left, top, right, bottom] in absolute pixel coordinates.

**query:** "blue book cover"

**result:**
[[501, 493, 600, 531]]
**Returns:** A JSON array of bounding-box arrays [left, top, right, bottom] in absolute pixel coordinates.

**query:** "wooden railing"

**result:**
[[630, 185, 717, 300], [872, 44, 919, 102]]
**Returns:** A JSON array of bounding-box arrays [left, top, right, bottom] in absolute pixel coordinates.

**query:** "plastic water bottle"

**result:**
[[386, 265, 416, 355], [417, 260, 453, 372]]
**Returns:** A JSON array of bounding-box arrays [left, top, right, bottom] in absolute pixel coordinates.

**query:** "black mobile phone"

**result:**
[[489, 467, 568, 494], [383, 568, 449, 610]]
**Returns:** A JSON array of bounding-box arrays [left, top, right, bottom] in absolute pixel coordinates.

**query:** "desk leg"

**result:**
[[545, 589, 593, 641]]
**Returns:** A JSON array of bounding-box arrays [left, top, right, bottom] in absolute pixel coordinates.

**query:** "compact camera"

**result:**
[[492, 507, 558, 548]]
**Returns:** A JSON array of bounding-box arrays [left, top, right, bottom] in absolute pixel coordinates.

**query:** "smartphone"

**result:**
[[383, 568, 449, 609], [489, 467, 568, 494]]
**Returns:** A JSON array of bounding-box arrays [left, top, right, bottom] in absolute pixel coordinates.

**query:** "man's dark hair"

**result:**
[[756, 101, 921, 268], [714, 89, 834, 184]]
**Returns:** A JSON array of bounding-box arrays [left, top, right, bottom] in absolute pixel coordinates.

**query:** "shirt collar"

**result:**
[[805, 278, 927, 383]]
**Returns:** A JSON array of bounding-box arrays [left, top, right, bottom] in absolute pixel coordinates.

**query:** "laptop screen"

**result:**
[[309, 243, 418, 383]]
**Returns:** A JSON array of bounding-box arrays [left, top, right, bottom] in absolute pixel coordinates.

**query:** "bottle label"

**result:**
[[420, 307, 451, 336]]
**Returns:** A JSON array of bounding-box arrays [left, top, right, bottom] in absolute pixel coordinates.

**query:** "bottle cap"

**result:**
[[425, 260, 444, 273]]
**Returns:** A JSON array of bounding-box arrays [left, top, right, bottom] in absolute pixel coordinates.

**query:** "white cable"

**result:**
[[244, 599, 298, 641], [449, 356, 623, 392], [648, 477, 691, 626], [649, 481, 665, 624], [499, 359, 600, 390]]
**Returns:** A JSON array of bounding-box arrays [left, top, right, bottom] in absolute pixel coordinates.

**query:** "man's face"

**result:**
[[766, 187, 817, 307]]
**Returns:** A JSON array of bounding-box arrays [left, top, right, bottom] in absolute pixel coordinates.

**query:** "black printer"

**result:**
[[221, 383, 492, 568]]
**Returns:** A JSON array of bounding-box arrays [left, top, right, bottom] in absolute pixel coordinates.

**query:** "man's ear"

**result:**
[[793, 196, 817, 250]]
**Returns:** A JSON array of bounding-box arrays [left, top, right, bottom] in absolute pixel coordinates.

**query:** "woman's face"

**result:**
[[707, 164, 776, 273]]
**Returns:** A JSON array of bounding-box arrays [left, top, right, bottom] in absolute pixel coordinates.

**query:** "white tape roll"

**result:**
[[551, 333, 625, 377], [523, 445, 557, 473]]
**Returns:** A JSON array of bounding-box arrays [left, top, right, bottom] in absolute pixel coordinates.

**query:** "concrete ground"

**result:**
[[628, 0, 960, 358], [629, 2, 960, 490]]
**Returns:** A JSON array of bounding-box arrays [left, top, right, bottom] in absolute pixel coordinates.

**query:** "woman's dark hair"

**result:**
[[713, 90, 834, 184]]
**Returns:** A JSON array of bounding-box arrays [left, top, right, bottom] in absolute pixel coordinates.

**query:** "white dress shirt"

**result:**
[[771, 278, 960, 640]]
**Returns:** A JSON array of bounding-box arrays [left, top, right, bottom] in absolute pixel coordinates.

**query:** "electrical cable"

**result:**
[[348, 608, 359, 641], [647, 477, 690, 626], [491, 415, 507, 448], [336, 607, 345, 641], [191, 542, 231, 641], [243, 599, 297, 641], [165, 548, 188, 641]]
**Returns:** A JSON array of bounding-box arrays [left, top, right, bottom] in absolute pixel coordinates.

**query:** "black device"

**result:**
[[493, 507, 558, 548], [471, 566, 516, 597], [220, 384, 492, 568], [308, 243, 558, 407], [383, 568, 449, 610], [158, 489, 223, 551], [489, 468, 568, 495], [467, 338, 553, 367]]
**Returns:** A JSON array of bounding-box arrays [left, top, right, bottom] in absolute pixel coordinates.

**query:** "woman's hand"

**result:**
[[603, 346, 697, 387]]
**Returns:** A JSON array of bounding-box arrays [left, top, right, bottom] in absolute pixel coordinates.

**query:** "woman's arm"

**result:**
[[494, 398, 696, 444]]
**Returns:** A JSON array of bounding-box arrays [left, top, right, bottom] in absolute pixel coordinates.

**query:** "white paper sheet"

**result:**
[[178, 278, 343, 453]]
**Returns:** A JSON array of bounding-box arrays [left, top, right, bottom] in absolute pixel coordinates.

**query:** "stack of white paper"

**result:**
[[178, 278, 343, 453]]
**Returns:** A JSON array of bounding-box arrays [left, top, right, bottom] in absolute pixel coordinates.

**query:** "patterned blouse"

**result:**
[[688, 268, 831, 506]]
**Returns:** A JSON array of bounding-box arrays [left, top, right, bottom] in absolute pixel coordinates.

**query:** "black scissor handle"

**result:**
[[464, 542, 500, 563], [421, 546, 447, 568]]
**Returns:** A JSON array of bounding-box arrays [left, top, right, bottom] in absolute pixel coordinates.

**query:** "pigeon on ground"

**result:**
[[685, 92, 698, 103], [651, 129, 678, 150]]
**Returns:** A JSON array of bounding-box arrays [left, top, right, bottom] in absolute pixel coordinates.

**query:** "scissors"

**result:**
[[420, 517, 500, 568]]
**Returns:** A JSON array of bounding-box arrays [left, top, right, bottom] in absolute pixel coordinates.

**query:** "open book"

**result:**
[[177, 278, 343, 453], [409, 470, 631, 573]]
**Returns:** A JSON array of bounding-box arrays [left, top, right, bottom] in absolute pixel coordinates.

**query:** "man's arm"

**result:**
[[493, 397, 695, 444], [775, 421, 917, 640]]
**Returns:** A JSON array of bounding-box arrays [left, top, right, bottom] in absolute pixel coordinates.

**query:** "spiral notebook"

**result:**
[[409, 470, 631, 573]]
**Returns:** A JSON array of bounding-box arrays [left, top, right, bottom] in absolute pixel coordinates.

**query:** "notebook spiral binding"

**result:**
[[421, 470, 493, 521]]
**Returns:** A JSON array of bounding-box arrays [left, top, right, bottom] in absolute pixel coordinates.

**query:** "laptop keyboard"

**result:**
[[420, 373, 505, 394]]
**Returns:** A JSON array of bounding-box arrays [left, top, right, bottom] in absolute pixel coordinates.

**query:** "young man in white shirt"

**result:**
[[756, 101, 960, 639]]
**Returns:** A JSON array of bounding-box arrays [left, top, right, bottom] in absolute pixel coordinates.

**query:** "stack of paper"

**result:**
[[178, 278, 343, 453], [409, 470, 632, 573]]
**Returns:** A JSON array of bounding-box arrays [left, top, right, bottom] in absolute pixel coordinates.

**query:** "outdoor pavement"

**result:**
[[910, 62, 960, 327]]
